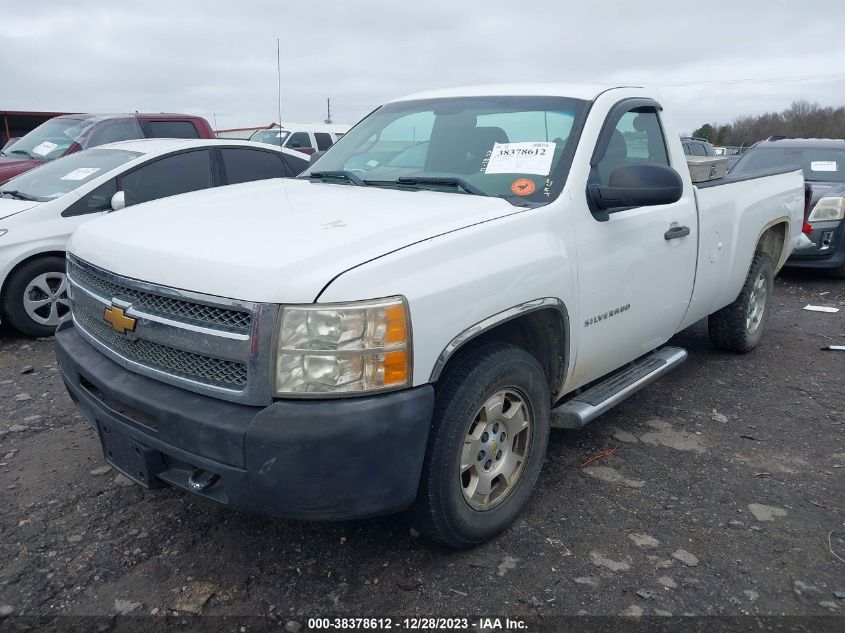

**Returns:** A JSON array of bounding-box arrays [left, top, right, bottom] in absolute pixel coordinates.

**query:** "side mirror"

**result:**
[[110, 190, 126, 211], [587, 163, 683, 220], [309, 150, 325, 165]]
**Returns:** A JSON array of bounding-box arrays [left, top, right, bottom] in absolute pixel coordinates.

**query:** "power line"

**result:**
[[600, 71, 845, 88]]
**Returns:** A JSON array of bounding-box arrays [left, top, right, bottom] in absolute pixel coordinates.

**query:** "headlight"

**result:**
[[808, 196, 845, 222], [275, 296, 411, 396]]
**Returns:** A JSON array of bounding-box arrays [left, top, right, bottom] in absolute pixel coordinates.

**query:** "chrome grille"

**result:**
[[74, 309, 247, 388], [68, 260, 251, 331], [66, 254, 278, 405]]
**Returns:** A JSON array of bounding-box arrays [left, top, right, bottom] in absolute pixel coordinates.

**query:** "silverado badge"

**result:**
[[584, 303, 631, 327], [103, 304, 137, 335]]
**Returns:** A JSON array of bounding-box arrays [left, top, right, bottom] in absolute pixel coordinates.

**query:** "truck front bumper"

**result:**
[[56, 321, 434, 521]]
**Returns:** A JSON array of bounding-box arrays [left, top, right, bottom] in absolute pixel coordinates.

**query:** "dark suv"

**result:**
[[0, 113, 214, 184], [731, 137, 845, 277]]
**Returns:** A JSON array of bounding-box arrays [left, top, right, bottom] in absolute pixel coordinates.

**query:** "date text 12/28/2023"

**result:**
[[306, 617, 528, 630]]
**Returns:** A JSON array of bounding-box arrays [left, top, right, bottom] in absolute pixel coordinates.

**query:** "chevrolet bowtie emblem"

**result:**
[[103, 305, 136, 335]]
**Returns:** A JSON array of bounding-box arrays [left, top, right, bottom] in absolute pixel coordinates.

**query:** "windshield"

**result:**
[[0, 148, 141, 201], [732, 146, 845, 183], [303, 96, 589, 205], [250, 129, 290, 146], [3, 118, 95, 161]]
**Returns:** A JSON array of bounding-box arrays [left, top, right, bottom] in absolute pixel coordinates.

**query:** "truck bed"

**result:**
[[693, 165, 799, 189], [678, 166, 804, 330]]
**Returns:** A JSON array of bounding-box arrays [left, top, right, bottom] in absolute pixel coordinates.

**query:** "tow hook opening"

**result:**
[[188, 469, 220, 491], [820, 230, 833, 249]]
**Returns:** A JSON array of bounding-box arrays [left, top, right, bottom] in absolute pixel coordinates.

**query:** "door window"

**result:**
[[593, 108, 669, 185], [283, 153, 309, 176], [250, 129, 289, 146], [120, 150, 214, 206], [86, 118, 144, 147], [143, 120, 200, 139], [286, 132, 314, 151], [62, 179, 118, 216], [314, 132, 334, 151], [221, 148, 286, 183]]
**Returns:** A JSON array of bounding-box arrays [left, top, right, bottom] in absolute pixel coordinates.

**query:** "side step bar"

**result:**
[[551, 346, 687, 429]]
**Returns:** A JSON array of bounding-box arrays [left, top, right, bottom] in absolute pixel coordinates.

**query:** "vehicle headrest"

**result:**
[[468, 126, 509, 157], [632, 114, 649, 132], [606, 129, 628, 162]]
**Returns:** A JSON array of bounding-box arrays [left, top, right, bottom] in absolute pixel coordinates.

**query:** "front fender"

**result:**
[[317, 205, 577, 392]]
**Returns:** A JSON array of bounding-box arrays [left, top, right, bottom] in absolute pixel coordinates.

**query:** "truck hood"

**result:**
[[0, 155, 42, 184], [0, 198, 42, 220], [69, 178, 520, 303]]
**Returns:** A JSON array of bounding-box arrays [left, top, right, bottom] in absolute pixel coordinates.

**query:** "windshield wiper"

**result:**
[[8, 149, 33, 159], [393, 176, 485, 196], [308, 170, 366, 186], [499, 196, 536, 208], [0, 189, 38, 201]]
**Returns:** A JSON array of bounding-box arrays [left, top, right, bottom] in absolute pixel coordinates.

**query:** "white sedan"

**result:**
[[0, 138, 308, 336]]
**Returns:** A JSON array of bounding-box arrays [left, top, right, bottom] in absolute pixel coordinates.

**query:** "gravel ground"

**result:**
[[0, 269, 843, 625]]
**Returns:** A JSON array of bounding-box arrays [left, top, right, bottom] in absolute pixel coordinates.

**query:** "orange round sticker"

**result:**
[[510, 178, 536, 196]]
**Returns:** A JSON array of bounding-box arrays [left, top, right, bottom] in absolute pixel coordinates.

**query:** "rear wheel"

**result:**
[[405, 343, 550, 548], [831, 259, 845, 279], [708, 251, 774, 353], [2, 256, 69, 338]]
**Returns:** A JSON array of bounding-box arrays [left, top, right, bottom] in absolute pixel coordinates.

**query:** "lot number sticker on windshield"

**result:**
[[484, 142, 556, 175], [60, 167, 101, 181], [810, 160, 838, 172], [31, 141, 58, 156]]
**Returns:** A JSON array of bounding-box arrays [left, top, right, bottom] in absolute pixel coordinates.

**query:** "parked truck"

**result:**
[[55, 85, 805, 548]]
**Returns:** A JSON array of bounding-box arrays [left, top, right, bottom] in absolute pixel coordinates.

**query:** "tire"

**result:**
[[2, 256, 69, 338], [831, 260, 845, 279], [708, 251, 774, 353], [405, 342, 551, 549]]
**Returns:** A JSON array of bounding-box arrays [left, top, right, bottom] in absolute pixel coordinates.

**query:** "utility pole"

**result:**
[[276, 38, 283, 126], [325, 98, 332, 124]]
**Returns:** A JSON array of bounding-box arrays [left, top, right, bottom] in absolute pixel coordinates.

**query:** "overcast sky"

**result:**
[[4, 1, 844, 133]]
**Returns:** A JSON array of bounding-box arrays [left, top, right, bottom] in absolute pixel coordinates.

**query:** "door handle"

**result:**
[[664, 225, 690, 240]]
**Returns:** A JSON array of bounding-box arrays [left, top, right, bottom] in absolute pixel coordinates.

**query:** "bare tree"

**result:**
[[693, 101, 845, 146]]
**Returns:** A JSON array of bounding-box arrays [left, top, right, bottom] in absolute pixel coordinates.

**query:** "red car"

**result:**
[[0, 113, 214, 184]]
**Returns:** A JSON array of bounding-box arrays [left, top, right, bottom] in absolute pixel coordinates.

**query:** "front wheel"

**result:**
[[2, 256, 70, 338], [708, 251, 774, 353], [405, 343, 550, 548]]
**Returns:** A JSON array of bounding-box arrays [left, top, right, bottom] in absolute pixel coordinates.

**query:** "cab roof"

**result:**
[[93, 137, 306, 157], [97, 138, 199, 154], [53, 113, 204, 121], [755, 137, 845, 149], [391, 83, 643, 103]]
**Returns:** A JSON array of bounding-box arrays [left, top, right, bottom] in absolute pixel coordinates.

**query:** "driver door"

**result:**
[[569, 101, 697, 388]]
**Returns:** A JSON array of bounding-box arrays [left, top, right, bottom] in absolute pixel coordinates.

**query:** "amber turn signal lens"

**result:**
[[383, 350, 409, 385], [384, 304, 407, 345]]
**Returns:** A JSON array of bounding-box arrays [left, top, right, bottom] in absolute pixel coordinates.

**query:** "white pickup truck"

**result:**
[[56, 84, 805, 548]]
